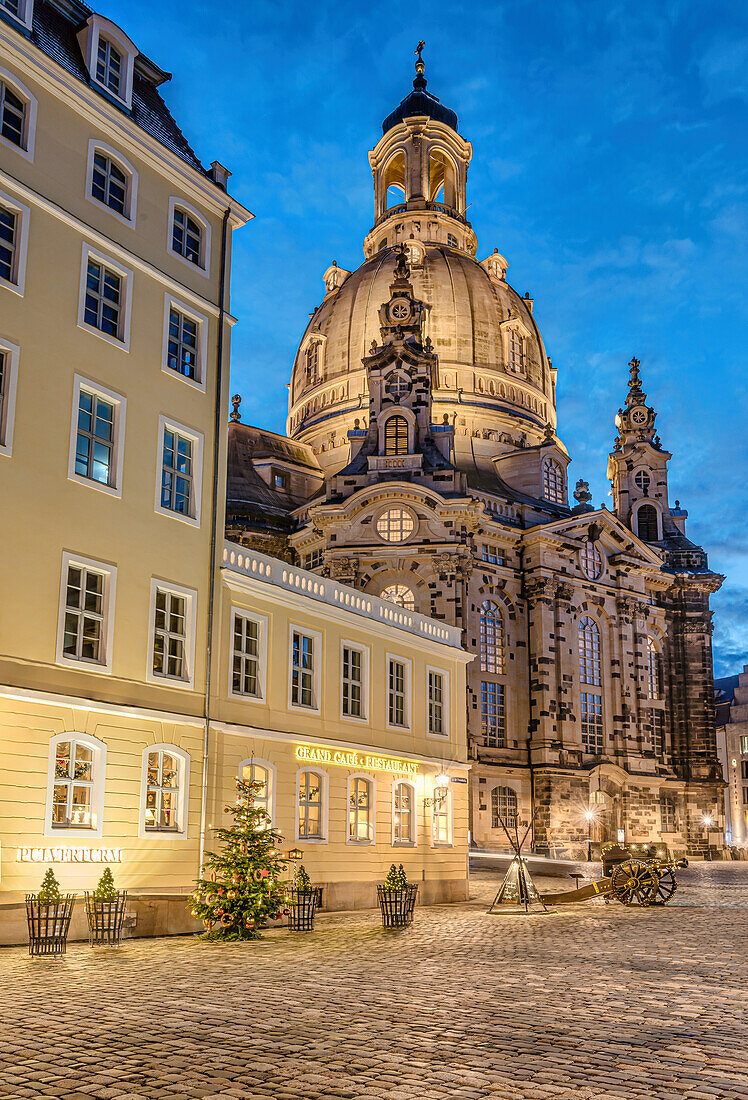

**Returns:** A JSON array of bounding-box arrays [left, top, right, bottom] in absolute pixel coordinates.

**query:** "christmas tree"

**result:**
[[37, 868, 63, 904], [294, 863, 312, 892], [192, 776, 288, 941], [93, 867, 117, 901]]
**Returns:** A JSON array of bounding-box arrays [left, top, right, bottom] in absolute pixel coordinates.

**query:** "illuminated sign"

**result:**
[[295, 744, 419, 776], [17, 847, 123, 864]]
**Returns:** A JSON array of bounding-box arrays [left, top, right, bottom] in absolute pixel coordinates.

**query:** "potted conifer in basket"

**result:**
[[287, 863, 319, 932], [26, 869, 76, 957], [85, 867, 128, 946], [377, 863, 418, 928]]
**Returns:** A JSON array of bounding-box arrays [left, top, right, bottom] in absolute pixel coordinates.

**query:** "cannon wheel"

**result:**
[[645, 867, 677, 906], [610, 859, 658, 906]]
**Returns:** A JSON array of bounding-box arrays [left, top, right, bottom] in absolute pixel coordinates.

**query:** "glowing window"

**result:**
[[481, 682, 505, 747], [380, 584, 415, 611], [384, 415, 409, 455], [579, 616, 601, 686], [393, 782, 414, 844], [581, 692, 603, 753], [480, 600, 505, 674], [52, 740, 95, 828], [646, 638, 662, 699], [580, 540, 603, 580], [491, 786, 517, 829], [542, 458, 565, 504], [348, 777, 373, 842], [376, 507, 415, 543]]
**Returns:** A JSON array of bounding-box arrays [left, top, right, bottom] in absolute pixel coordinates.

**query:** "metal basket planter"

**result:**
[[25, 895, 76, 956], [84, 891, 128, 946], [377, 884, 418, 928], [287, 888, 318, 931]]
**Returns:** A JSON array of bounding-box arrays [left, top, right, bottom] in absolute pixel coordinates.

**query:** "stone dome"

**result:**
[[288, 244, 557, 478]]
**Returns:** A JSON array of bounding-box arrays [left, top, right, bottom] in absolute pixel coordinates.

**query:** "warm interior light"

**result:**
[[436, 773, 449, 786]]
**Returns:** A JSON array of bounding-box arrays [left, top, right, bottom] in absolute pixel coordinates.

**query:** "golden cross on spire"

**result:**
[[415, 40, 425, 62]]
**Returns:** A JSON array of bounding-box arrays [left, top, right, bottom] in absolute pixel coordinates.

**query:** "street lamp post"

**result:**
[[584, 810, 594, 863], [703, 815, 713, 861]]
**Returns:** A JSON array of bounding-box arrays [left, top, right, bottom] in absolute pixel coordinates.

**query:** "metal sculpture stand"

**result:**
[[488, 813, 548, 914]]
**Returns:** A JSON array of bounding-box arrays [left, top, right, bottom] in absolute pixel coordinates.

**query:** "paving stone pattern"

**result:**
[[1, 864, 747, 1100]]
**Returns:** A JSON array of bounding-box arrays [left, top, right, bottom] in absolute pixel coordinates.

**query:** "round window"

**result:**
[[634, 470, 651, 493], [375, 507, 416, 543], [580, 540, 603, 580], [380, 583, 415, 611]]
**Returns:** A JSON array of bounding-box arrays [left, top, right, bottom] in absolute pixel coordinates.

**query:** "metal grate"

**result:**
[[377, 884, 418, 928], [25, 895, 76, 956], [84, 891, 128, 945]]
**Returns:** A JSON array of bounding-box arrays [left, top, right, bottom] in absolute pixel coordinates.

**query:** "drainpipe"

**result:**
[[198, 205, 231, 873]]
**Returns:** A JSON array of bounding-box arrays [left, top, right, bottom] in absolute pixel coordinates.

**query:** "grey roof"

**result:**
[[10, 0, 206, 173], [382, 73, 458, 134]]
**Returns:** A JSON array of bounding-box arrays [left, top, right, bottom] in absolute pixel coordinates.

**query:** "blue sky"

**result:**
[[118, 0, 746, 676]]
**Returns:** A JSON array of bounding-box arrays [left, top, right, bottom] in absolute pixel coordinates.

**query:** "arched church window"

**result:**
[[305, 342, 320, 387], [447, 233, 458, 248], [635, 470, 651, 494], [508, 329, 526, 373], [386, 374, 410, 403], [376, 507, 415, 543], [384, 415, 409, 456], [480, 600, 505, 675], [383, 152, 406, 210], [542, 458, 565, 504], [578, 616, 601, 686], [380, 583, 415, 611], [646, 638, 662, 699], [637, 504, 659, 542], [580, 540, 603, 580], [491, 786, 517, 829]]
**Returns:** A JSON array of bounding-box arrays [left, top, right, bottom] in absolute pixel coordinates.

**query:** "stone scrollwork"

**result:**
[[328, 556, 359, 585]]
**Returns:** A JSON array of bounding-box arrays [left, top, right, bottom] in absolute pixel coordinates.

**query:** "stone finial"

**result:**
[[625, 355, 647, 408], [574, 479, 592, 506], [543, 422, 555, 442], [230, 394, 242, 422]]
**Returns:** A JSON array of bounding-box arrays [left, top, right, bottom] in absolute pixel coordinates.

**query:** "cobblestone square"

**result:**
[[1, 864, 746, 1100]]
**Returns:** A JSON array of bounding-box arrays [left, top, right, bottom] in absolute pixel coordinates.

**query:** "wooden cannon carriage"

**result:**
[[540, 843, 687, 907]]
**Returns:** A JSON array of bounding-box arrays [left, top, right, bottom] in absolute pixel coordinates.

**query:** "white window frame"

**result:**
[[500, 317, 532, 374], [426, 665, 450, 738], [375, 504, 418, 544], [346, 772, 376, 846], [138, 743, 190, 839], [44, 731, 107, 839], [55, 551, 117, 675], [0, 188, 29, 297], [161, 292, 208, 391], [85, 140, 138, 228], [431, 783, 453, 848], [167, 197, 211, 276], [0, 0, 34, 30], [0, 66, 37, 159], [67, 374, 126, 498], [386, 653, 412, 731], [78, 15, 136, 108], [229, 607, 268, 701], [238, 756, 277, 828], [0, 335, 19, 457], [340, 639, 370, 723], [77, 243, 133, 351], [288, 623, 322, 714], [295, 766, 329, 844], [392, 779, 417, 847], [146, 577, 197, 689], [155, 414, 204, 528]]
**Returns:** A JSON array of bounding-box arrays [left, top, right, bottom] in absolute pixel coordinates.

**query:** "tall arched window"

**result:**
[[637, 504, 658, 542], [348, 776, 374, 842], [305, 341, 320, 387], [579, 616, 603, 754], [380, 583, 415, 611], [646, 638, 662, 699], [579, 616, 601, 686], [480, 600, 505, 674], [393, 781, 415, 844], [491, 786, 518, 829], [297, 770, 325, 840], [0, 78, 28, 150], [384, 415, 409, 455], [542, 458, 565, 504]]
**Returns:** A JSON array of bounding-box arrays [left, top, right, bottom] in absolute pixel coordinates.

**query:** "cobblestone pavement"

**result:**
[[2, 864, 747, 1100]]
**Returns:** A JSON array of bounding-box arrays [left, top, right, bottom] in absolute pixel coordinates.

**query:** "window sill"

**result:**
[[162, 363, 206, 394], [55, 654, 112, 676], [295, 836, 327, 845], [346, 838, 376, 847], [68, 471, 122, 499], [431, 842, 454, 849], [77, 319, 129, 353], [392, 840, 416, 848], [0, 274, 24, 298], [289, 702, 322, 716], [86, 192, 136, 229], [170, 248, 209, 279], [146, 671, 195, 691], [154, 503, 201, 529], [44, 824, 103, 840]]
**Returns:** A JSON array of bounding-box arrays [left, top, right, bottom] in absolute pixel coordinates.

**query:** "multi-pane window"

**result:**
[[388, 658, 408, 727], [646, 638, 662, 698], [648, 709, 665, 757], [160, 429, 193, 516], [432, 787, 450, 844], [348, 777, 373, 842], [637, 504, 659, 542], [481, 544, 503, 565], [291, 631, 315, 708], [386, 373, 410, 401], [232, 614, 261, 697], [581, 692, 604, 753], [63, 564, 104, 663], [153, 588, 187, 680], [96, 37, 122, 96], [508, 328, 526, 372], [75, 389, 113, 486], [491, 786, 518, 829], [480, 600, 505, 674], [298, 770, 323, 838], [581, 540, 603, 579], [144, 749, 180, 831], [0, 0, 23, 19], [376, 507, 415, 543], [242, 761, 271, 824], [428, 671, 446, 736], [481, 682, 505, 747], [635, 470, 651, 494], [0, 80, 25, 148], [384, 415, 409, 455], [167, 308, 198, 380], [342, 645, 364, 718], [91, 153, 127, 216], [579, 616, 601, 686], [380, 583, 415, 611], [660, 794, 676, 832], [84, 259, 121, 338], [0, 349, 6, 445], [172, 207, 202, 265], [742, 736, 748, 754], [393, 782, 413, 844], [304, 549, 323, 569], [542, 458, 565, 504], [305, 342, 319, 386], [0, 204, 17, 283], [52, 739, 95, 828], [446, 233, 458, 247]]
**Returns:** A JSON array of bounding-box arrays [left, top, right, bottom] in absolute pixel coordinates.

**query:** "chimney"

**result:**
[[209, 161, 231, 190]]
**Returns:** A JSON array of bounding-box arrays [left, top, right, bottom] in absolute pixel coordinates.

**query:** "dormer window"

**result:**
[[542, 457, 565, 504], [97, 37, 122, 95], [384, 415, 409, 456], [77, 16, 137, 109], [0, 0, 34, 30], [305, 341, 320, 386], [508, 329, 526, 373]]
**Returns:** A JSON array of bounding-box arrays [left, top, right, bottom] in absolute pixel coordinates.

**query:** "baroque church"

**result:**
[[227, 51, 724, 858]]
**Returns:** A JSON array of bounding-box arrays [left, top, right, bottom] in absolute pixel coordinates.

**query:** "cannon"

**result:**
[[539, 843, 687, 907]]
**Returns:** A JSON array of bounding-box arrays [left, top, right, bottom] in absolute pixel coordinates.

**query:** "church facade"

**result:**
[[227, 53, 725, 858]]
